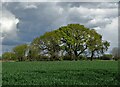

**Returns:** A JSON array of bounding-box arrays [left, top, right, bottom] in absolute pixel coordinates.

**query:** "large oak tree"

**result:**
[[32, 24, 110, 60]]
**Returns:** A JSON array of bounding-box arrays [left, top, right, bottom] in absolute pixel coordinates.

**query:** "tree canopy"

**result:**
[[13, 44, 28, 61], [2, 52, 16, 60], [31, 24, 110, 61]]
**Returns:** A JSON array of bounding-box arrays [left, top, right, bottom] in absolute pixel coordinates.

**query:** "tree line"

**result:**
[[2, 24, 120, 61]]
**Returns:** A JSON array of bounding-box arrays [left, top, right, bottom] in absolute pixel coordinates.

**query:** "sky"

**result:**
[[0, 0, 119, 55]]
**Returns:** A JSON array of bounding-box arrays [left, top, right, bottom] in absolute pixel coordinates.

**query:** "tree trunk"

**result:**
[[77, 45, 87, 57], [74, 50, 78, 60], [69, 50, 73, 60], [90, 51, 94, 61], [18, 57, 21, 61]]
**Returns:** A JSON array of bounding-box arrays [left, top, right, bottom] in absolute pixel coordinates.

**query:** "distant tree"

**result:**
[[2, 52, 16, 60], [32, 30, 61, 60], [27, 44, 41, 61], [13, 44, 28, 61]]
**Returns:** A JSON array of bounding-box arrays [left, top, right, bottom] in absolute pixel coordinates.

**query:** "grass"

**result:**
[[2, 60, 119, 86]]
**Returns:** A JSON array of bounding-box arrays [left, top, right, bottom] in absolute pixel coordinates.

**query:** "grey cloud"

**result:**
[[1, 2, 118, 53], [2, 45, 16, 53], [57, 2, 118, 9], [2, 38, 25, 46], [2, 2, 65, 47]]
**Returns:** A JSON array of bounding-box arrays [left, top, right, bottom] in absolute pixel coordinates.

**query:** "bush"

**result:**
[[50, 54, 60, 61], [78, 55, 86, 60], [39, 56, 50, 61], [2, 52, 17, 61], [100, 54, 113, 60], [63, 54, 73, 60], [59, 57, 63, 61], [113, 57, 120, 61]]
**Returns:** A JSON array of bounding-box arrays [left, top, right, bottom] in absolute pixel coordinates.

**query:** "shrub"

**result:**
[[2, 52, 17, 61], [78, 55, 86, 60], [113, 57, 120, 61], [63, 54, 73, 60], [40, 56, 50, 61], [100, 54, 113, 60], [59, 57, 63, 61], [50, 54, 60, 61]]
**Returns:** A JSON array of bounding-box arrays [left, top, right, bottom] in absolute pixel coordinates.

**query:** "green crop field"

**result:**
[[2, 61, 119, 86]]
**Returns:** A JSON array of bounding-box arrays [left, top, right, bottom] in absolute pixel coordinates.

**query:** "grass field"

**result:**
[[2, 61, 119, 86]]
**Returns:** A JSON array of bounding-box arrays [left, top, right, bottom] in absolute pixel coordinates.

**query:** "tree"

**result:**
[[32, 30, 61, 60], [58, 24, 90, 60], [2, 52, 17, 60], [27, 44, 41, 61], [86, 29, 110, 60], [13, 44, 28, 61], [58, 24, 110, 60], [29, 24, 110, 61]]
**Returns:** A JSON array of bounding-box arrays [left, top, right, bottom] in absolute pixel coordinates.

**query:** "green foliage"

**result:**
[[31, 30, 61, 60], [114, 57, 120, 61], [63, 54, 73, 60], [27, 45, 40, 61], [2, 23, 110, 61], [78, 55, 87, 60], [13, 44, 28, 61], [2, 61, 118, 85], [87, 29, 110, 60], [100, 54, 113, 60], [58, 24, 110, 60], [2, 52, 17, 60], [39, 56, 50, 61]]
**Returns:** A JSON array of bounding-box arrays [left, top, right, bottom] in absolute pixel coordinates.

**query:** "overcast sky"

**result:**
[[0, 1, 119, 55]]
